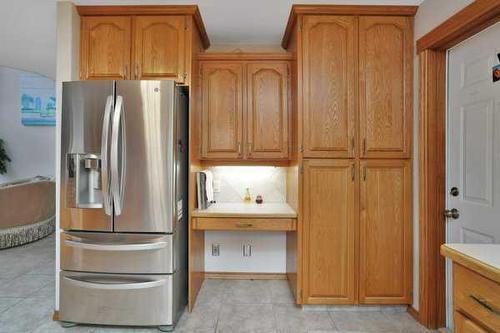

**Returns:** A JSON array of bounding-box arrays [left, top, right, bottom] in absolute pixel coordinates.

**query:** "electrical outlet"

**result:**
[[242, 244, 252, 257], [211, 244, 220, 256], [213, 179, 221, 193]]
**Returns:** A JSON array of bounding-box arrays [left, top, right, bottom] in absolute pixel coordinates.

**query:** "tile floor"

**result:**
[[0, 234, 435, 333]]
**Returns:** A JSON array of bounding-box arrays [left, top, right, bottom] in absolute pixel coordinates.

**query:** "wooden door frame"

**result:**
[[416, 0, 500, 328]]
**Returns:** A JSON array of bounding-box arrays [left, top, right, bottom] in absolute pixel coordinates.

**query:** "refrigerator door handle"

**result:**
[[101, 95, 114, 216], [62, 276, 165, 290], [64, 239, 167, 251], [111, 95, 126, 216]]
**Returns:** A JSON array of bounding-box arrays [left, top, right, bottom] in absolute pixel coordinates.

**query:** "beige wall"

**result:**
[[411, 0, 474, 310]]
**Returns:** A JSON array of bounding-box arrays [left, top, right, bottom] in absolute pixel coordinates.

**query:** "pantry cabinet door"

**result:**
[[80, 16, 131, 80], [200, 62, 244, 160], [302, 16, 357, 158], [246, 62, 289, 160], [133, 16, 186, 81], [359, 160, 412, 304], [303, 159, 357, 304], [359, 16, 413, 158]]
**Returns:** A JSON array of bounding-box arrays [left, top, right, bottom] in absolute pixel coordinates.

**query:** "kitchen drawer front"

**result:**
[[61, 231, 174, 274], [453, 263, 500, 332], [60, 271, 173, 326], [192, 217, 296, 231], [454, 311, 488, 333]]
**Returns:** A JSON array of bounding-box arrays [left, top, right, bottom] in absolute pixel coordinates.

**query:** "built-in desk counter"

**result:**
[[191, 203, 297, 231]]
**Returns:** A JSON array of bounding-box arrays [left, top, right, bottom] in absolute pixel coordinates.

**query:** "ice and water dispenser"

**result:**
[[66, 153, 103, 208]]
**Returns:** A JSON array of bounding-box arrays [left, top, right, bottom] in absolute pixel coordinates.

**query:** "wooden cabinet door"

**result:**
[[302, 16, 357, 158], [303, 159, 357, 304], [454, 311, 488, 333], [200, 63, 244, 159], [359, 160, 411, 304], [246, 62, 289, 160], [133, 16, 186, 81], [359, 16, 413, 158], [80, 16, 131, 80]]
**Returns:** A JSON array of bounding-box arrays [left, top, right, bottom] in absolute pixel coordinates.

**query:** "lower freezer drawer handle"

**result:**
[[64, 240, 167, 251], [63, 276, 165, 290]]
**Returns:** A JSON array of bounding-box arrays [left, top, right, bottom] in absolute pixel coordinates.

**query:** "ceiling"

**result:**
[[74, 0, 424, 45]]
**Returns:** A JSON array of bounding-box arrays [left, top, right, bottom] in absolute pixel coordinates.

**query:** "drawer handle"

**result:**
[[235, 223, 254, 228], [469, 294, 500, 316], [64, 239, 167, 251], [63, 276, 165, 290]]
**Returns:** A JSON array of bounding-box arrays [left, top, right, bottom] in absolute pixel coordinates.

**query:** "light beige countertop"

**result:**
[[441, 243, 500, 283], [191, 202, 297, 218]]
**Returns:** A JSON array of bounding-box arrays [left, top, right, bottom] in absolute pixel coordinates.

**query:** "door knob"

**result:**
[[444, 208, 459, 219]]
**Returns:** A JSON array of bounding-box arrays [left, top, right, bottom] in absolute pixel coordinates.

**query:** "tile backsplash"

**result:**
[[208, 166, 286, 203]]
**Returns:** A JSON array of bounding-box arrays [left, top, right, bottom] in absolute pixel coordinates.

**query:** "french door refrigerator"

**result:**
[[59, 80, 188, 330]]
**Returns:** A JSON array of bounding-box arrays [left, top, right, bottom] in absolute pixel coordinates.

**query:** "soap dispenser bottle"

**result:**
[[243, 188, 252, 203]]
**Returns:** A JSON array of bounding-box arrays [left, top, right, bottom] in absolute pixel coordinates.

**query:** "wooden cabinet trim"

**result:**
[[197, 53, 293, 61], [76, 5, 210, 49], [282, 5, 418, 48]]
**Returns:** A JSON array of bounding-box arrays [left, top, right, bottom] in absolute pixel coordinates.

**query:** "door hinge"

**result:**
[[183, 72, 188, 81], [351, 164, 355, 181], [299, 145, 304, 153], [299, 165, 304, 174]]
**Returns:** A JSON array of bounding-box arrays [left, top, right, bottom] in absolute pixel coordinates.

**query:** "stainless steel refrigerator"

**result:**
[[59, 80, 188, 330]]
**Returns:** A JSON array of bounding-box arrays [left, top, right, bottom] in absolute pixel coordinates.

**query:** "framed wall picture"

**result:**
[[19, 73, 55, 126]]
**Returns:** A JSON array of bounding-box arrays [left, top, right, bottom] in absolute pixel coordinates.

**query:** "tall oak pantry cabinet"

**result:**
[[283, 5, 416, 305]]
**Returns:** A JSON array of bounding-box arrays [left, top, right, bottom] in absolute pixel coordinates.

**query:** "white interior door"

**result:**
[[446, 22, 500, 327]]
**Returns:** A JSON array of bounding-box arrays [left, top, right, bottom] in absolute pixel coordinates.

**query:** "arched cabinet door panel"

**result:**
[[302, 16, 357, 158], [246, 62, 289, 160], [359, 16, 413, 159], [200, 62, 244, 160], [133, 16, 186, 81], [81, 16, 132, 80]]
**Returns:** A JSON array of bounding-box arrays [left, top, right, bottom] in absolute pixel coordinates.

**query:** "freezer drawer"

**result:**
[[61, 231, 174, 274], [60, 271, 175, 326]]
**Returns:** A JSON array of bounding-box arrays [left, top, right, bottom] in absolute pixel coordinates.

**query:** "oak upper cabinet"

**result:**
[[302, 16, 357, 159], [246, 62, 289, 159], [199, 59, 291, 161], [80, 16, 132, 80], [359, 160, 411, 304], [303, 159, 356, 304], [200, 62, 244, 159], [78, 6, 210, 83], [133, 16, 186, 81], [359, 16, 413, 158]]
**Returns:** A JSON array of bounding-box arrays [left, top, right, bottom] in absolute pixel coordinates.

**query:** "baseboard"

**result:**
[[438, 328, 451, 333], [407, 305, 420, 321], [52, 311, 59, 321], [204, 272, 287, 280]]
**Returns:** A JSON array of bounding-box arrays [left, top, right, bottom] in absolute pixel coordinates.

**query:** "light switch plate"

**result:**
[[211, 244, 220, 256]]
